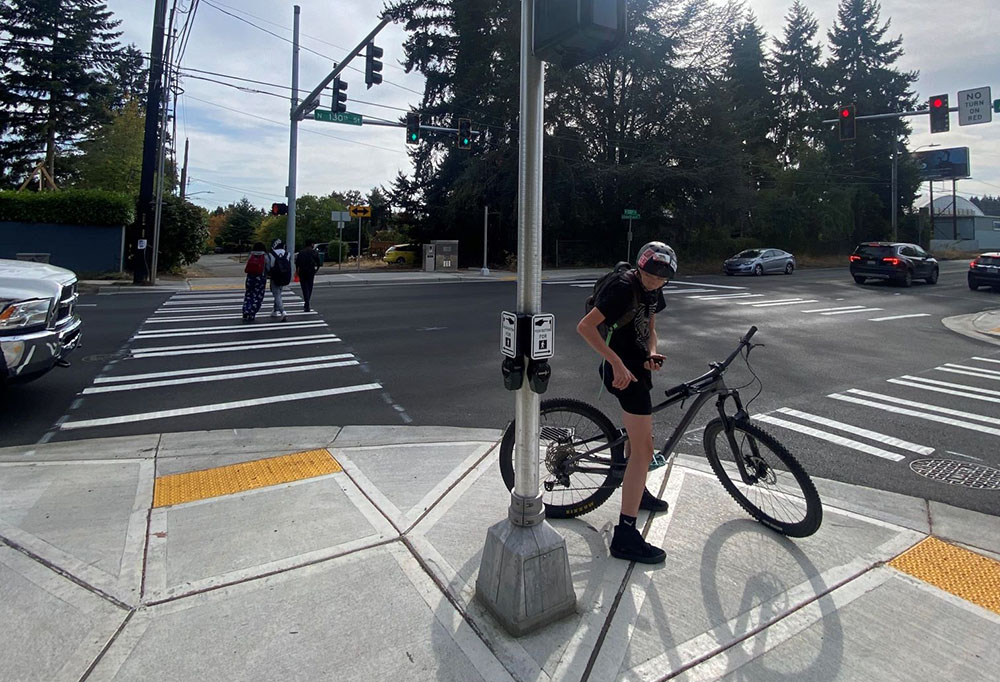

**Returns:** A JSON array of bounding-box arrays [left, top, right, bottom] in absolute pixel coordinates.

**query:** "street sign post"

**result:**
[[314, 110, 363, 125], [621, 209, 640, 260], [958, 87, 992, 126]]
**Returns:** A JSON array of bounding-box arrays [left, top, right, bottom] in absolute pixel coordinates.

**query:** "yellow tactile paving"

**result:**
[[889, 536, 1000, 615], [153, 449, 342, 508]]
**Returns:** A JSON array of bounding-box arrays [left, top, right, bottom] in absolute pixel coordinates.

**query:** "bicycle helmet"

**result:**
[[272, 238, 284, 250], [636, 241, 677, 279]]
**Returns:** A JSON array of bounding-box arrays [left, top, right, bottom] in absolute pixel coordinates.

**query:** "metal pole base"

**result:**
[[480, 267, 491, 276], [475, 508, 577, 637]]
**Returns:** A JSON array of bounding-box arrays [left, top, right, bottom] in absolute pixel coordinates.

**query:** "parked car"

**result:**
[[723, 248, 796, 276], [849, 242, 938, 287], [383, 243, 420, 265], [968, 252, 1000, 291], [1, 258, 83, 386]]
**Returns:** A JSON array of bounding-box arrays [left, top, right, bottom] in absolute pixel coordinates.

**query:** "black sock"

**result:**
[[619, 513, 637, 529]]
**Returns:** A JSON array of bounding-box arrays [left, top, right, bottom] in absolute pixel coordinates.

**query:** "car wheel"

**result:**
[[395, 257, 405, 264], [926, 267, 939, 284], [754, 264, 763, 276], [853, 275, 866, 284], [969, 279, 980, 291], [899, 270, 912, 287], [784, 262, 794, 275]]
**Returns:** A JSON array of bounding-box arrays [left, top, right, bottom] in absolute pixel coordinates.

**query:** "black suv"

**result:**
[[849, 242, 938, 287], [968, 252, 1000, 291]]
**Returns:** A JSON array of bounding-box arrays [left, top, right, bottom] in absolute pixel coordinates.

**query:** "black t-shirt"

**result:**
[[595, 271, 666, 382]]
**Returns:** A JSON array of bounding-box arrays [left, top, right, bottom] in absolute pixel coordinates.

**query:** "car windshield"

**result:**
[[736, 250, 761, 258], [856, 245, 894, 258]]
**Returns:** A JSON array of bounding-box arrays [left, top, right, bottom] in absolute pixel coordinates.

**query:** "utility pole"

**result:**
[[134, 0, 167, 283], [151, 20, 176, 286], [179, 138, 189, 199]]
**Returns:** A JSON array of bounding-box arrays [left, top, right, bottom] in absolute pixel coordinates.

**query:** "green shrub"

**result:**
[[0, 189, 134, 226]]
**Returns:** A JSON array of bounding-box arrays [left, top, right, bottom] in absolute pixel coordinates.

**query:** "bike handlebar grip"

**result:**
[[743, 326, 758, 343]]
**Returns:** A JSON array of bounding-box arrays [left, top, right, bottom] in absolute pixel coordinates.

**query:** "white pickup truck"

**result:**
[[1, 258, 83, 386]]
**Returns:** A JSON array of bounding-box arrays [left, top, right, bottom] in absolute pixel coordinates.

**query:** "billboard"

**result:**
[[913, 147, 971, 180]]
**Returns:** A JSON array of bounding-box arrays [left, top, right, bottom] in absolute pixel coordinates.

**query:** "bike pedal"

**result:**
[[648, 453, 668, 471]]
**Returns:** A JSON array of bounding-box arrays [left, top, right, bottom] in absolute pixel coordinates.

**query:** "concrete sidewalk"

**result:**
[[2, 426, 999, 681]]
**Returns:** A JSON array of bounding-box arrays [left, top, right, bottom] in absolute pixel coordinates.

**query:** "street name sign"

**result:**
[[314, 110, 362, 125], [621, 209, 640, 220], [958, 87, 992, 126]]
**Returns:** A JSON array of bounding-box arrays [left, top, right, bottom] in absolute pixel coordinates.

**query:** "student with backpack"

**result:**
[[294, 239, 322, 312], [242, 241, 268, 322], [576, 241, 677, 564], [267, 238, 292, 322]]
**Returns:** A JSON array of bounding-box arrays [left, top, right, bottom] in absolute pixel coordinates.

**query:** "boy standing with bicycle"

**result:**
[[576, 241, 677, 564]]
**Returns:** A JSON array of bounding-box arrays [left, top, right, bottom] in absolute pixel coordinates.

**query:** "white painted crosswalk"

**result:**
[[60, 289, 390, 432], [752, 357, 1000, 466]]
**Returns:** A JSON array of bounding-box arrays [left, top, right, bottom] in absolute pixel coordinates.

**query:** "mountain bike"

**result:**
[[499, 326, 822, 538]]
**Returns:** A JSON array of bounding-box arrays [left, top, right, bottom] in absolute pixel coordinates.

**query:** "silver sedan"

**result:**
[[723, 249, 796, 276]]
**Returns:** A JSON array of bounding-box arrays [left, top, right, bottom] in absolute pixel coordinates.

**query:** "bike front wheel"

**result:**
[[703, 418, 822, 537], [499, 398, 625, 518]]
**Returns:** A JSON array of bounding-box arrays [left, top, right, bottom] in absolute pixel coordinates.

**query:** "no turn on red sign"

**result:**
[[958, 86, 992, 126]]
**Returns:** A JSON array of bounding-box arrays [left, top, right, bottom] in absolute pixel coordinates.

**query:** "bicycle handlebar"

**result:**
[[663, 326, 757, 398], [718, 325, 757, 372]]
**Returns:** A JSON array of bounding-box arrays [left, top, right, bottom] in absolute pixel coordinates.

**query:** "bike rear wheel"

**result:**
[[499, 398, 625, 518], [703, 418, 822, 537]]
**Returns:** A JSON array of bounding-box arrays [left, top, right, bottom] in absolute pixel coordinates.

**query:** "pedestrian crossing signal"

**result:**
[[271, 203, 288, 216]]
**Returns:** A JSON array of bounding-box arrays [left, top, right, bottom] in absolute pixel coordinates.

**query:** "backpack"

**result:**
[[270, 250, 292, 286], [585, 262, 642, 340], [244, 252, 266, 276]]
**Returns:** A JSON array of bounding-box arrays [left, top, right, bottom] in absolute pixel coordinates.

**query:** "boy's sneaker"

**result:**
[[639, 487, 669, 512], [609, 524, 666, 564]]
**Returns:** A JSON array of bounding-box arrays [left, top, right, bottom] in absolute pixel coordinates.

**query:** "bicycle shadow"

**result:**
[[642, 519, 844, 680]]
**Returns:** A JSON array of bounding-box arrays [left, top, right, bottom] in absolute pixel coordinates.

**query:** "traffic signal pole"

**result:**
[[286, 5, 300, 254]]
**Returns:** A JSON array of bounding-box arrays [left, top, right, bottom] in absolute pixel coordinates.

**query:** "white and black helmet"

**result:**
[[636, 241, 677, 279]]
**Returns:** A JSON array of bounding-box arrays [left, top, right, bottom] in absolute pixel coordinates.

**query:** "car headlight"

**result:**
[[0, 298, 52, 330]]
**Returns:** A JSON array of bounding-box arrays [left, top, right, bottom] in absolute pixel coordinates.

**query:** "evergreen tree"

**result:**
[[220, 198, 261, 248], [72, 98, 145, 194], [0, 0, 123, 188], [825, 0, 919, 244], [770, 1, 826, 166]]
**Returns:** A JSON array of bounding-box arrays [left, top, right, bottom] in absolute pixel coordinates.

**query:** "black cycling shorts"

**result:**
[[599, 362, 652, 416]]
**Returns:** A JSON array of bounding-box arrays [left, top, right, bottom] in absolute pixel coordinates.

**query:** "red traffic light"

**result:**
[[932, 97, 944, 108], [841, 108, 851, 118]]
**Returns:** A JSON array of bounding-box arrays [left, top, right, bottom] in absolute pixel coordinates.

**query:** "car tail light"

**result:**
[[882, 257, 901, 266], [849, 255, 861, 262], [970, 259, 979, 269]]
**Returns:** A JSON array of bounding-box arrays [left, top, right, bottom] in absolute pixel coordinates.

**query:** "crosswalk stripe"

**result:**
[[895, 375, 1000, 397], [83, 360, 359, 394], [661, 288, 715, 295], [801, 305, 866, 313], [94, 353, 355, 384], [868, 313, 931, 322], [752, 415, 905, 461], [689, 293, 762, 300], [131, 335, 341, 358], [747, 299, 819, 307], [132, 333, 337, 353], [60, 382, 383, 430], [135, 321, 326, 338], [888, 378, 1000, 404], [845, 388, 1000, 426], [941, 363, 1000, 377], [820, 307, 883, 315], [145, 311, 317, 324], [829, 393, 1000, 438], [974, 357, 1000, 365], [154, 304, 306, 314], [775, 407, 933, 454]]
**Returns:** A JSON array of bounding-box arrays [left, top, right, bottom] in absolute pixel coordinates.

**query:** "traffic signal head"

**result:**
[[365, 42, 383, 89], [929, 94, 949, 133], [332, 77, 347, 113], [838, 104, 856, 141], [271, 203, 288, 216], [405, 112, 420, 145], [457, 118, 472, 149]]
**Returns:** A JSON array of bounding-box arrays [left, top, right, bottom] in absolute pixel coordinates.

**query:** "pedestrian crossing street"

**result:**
[[545, 279, 932, 322], [56, 289, 397, 434], [750, 355, 1000, 473]]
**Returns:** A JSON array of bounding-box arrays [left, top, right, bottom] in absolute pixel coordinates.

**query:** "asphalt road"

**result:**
[[3, 260, 998, 516]]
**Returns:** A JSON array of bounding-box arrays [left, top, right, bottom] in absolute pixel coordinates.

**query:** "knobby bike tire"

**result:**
[[703, 417, 822, 537], [499, 398, 625, 518]]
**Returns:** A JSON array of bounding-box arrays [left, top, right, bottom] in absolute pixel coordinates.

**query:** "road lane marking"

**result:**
[[660, 288, 715, 295], [845, 389, 1000, 426], [868, 313, 931, 321], [132, 333, 337, 353], [941, 363, 1000, 377], [819, 307, 883, 315], [888, 377, 1000, 404], [775, 407, 933, 454], [131, 335, 341, 358], [934, 367, 1000, 382], [974, 357, 1000, 365], [752, 414, 905, 461], [59, 382, 382, 430], [689, 293, 763, 300], [828, 393, 1000, 438], [801, 305, 866, 313], [83, 360, 359, 394], [94, 353, 354, 383], [135, 321, 326, 338], [745, 299, 819, 307], [154, 304, 305, 314]]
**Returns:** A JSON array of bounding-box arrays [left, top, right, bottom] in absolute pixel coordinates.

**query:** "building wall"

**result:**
[[0, 222, 124, 273]]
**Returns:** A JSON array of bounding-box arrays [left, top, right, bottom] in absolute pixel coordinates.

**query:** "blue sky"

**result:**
[[105, 0, 1000, 213]]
